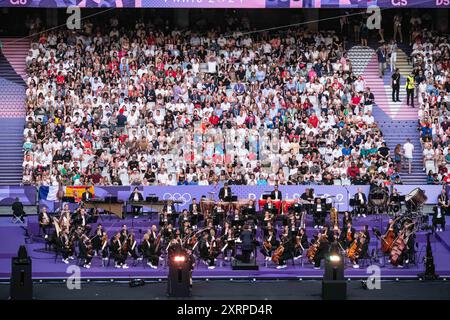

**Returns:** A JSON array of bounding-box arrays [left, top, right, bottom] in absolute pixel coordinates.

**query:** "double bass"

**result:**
[[390, 222, 415, 266], [381, 217, 400, 253]]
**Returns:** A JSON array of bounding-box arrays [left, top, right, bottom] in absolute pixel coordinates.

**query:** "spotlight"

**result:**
[[322, 252, 346, 300], [167, 252, 191, 297], [173, 255, 186, 263]]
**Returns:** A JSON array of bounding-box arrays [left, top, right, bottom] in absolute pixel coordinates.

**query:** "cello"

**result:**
[[307, 233, 326, 262], [347, 232, 366, 262]]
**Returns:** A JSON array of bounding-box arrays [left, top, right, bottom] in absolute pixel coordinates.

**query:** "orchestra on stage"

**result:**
[[37, 185, 448, 271]]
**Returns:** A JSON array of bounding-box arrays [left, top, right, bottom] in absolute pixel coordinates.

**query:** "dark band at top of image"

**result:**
[[0, 0, 448, 8]]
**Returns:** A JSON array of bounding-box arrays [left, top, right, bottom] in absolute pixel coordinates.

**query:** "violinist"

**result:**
[[178, 209, 191, 227], [164, 223, 175, 241], [100, 232, 109, 264], [39, 206, 52, 239], [261, 211, 274, 229], [340, 222, 356, 249], [261, 229, 278, 261], [199, 232, 217, 269], [127, 233, 141, 262], [163, 199, 177, 217], [221, 227, 236, 261], [189, 198, 201, 226], [110, 232, 128, 269], [92, 224, 104, 255], [73, 208, 91, 234], [79, 234, 94, 268], [59, 228, 74, 264], [119, 224, 129, 243], [180, 220, 192, 238], [167, 231, 184, 258], [262, 221, 276, 238], [294, 227, 308, 260], [141, 233, 158, 269]]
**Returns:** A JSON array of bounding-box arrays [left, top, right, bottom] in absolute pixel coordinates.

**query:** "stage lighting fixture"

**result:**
[[173, 255, 186, 263], [167, 253, 191, 297], [322, 252, 346, 300], [10, 245, 32, 300]]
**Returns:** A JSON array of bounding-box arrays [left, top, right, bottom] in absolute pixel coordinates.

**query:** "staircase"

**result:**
[[0, 38, 29, 82], [348, 45, 426, 184], [0, 118, 25, 185], [0, 38, 29, 185]]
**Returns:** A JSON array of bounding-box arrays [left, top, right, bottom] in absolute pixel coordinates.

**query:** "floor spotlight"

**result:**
[[322, 253, 346, 300], [167, 253, 191, 297]]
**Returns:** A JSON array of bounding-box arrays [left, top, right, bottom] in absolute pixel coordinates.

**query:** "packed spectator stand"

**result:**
[[22, 15, 405, 188]]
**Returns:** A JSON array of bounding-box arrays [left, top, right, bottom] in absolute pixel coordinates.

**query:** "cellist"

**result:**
[[260, 228, 278, 261], [340, 222, 355, 249], [312, 230, 329, 270]]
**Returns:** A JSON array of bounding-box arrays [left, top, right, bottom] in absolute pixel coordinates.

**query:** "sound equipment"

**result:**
[[10, 246, 32, 300], [129, 279, 145, 287], [146, 196, 159, 203]]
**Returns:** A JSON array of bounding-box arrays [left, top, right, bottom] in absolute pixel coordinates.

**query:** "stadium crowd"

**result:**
[[22, 15, 399, 187], [407, 28, 450, 184]]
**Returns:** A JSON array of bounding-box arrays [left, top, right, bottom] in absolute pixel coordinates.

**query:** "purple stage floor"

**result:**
[[1, 215, 450, 280]]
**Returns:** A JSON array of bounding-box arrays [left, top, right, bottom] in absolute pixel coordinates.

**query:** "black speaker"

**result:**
[[167, 255, 191, 297], [10, 246, 32, 300], [322, 280, 347, 300]]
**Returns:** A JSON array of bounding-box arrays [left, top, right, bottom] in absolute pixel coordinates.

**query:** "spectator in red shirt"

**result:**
[[209, 112, 220, 127], [347, 162, 360, 179], [308, 112, 319, 128]]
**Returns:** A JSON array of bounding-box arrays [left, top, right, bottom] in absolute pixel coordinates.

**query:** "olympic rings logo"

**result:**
[[162, 193, 192, 206]]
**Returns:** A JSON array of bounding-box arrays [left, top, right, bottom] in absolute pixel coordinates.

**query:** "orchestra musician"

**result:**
[[141, 232, 159, 269], [300, 188, 314, 214], [312, 198, 326, 229], [128, 187, 144, 218], [242, 199, 257, 224], [59, 228, 74, 264], [438, 188, 449, 216], [39, 206, 52, 238], [432, 205, 446, 232], [81, 189, 94, 202], [92, 224, 104, 255], [275, 232, 293, 269], [199, 231, 218, 269], [100, 232, 109, 265], [389, 188, 402, 215], [110, 232, 129, 269], [312, 231, 329, 269], [73, 208, 91, 234], [294, 227, 308, 260], [127, 233, 141, 262], [342, 211, 352, 228], [340, 222, 356, 249], [189, 197, 201, 226], [348, 232, 367, 268], [354, 187, 367, 217], [163, 199, 177, 217], [221, 226, 236, 261], [270, 185, 282, 201], [79, 234, 94, 268], [261, 228, 278, 261], [236, 224, 255, 264], [263, 197, 278, 216], [219, 182, 232, 202]]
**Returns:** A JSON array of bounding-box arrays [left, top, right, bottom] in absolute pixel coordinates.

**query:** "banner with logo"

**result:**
[[0, 0, 445, 8], [34, 184, 445, 212]]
